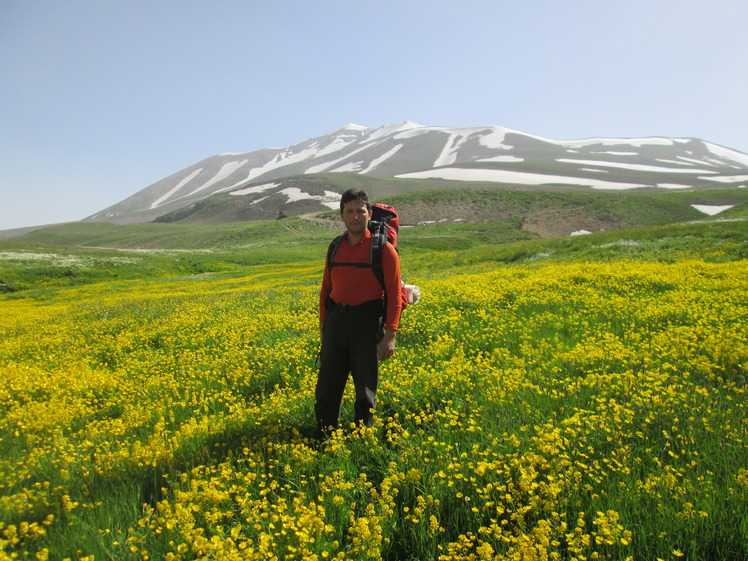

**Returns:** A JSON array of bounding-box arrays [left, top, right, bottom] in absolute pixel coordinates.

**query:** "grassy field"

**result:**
[[0, 216, 747, 560]]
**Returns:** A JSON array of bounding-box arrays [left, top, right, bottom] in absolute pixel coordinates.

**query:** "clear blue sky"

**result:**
[[2, 0, 747, 230]]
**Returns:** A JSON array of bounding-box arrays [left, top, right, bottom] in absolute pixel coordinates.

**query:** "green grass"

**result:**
[[1, 249, 746, 560], [1, 187, 747, 561]]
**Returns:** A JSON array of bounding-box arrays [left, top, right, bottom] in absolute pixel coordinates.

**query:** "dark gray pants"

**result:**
[[315, 300, 383, 439]]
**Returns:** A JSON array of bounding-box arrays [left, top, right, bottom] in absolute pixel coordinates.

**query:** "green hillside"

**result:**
[[10, 186, 748, 247], [1, 187, 747, 295]]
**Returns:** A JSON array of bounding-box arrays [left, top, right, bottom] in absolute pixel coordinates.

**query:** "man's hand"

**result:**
[[377, 330, 396, 361]]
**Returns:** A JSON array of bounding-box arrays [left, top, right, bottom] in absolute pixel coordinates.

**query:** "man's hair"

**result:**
[[340, 188, 371, 213]]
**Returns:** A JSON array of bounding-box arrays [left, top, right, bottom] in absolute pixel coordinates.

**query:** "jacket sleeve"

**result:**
[[382, 242, 402, 331]]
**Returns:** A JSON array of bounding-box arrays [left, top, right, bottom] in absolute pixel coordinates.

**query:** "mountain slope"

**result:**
[[85, 122, 748, 225]]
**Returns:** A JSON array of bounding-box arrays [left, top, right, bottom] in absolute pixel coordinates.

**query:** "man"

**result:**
[[314, 188, 402, 440]]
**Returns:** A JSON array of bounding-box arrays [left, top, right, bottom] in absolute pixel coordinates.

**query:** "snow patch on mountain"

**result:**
[[304, 136, 393, 174], [362, 122, 423, 142], [229, 182, 280, 196], [327, 160, 365, 173], [699, 174, 748, 184], [239, 129, 368, 183], [702, 144, 748, 167], [656, 158, 711, 168], [190, 160, 248, 197], [478, 155, 524, 163], [340, 123, 369, 132], [560, 137, 679, 148], [245, 186, 339, 209], [277, 187, 339, 208], [479, 129, 511, 150], [434, 132, 471, 167], [150, 168, 203, 209], [360, 144, 403, 174], [153, 162, 254, 211], [395, 168, 652, 189], [432, 127, 507, 167], [691, 204, 735, 215], [557, 159, 718, 174]]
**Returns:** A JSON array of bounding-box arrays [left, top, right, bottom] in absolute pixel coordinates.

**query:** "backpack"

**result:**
[[327, 203, 419, 313]]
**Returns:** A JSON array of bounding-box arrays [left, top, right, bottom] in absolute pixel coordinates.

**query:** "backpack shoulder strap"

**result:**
[[327, 233, 345, 271], [369, 222, 386, 288]]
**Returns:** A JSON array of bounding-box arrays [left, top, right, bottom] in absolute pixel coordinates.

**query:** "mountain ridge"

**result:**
[[85, 122, 748, 225]]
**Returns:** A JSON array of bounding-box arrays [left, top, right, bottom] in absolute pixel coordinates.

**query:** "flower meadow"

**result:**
[[0, 256, 747, 560]]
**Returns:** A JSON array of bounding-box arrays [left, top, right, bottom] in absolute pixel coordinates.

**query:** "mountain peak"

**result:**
[[336, 123, 370, 133], [379, 121, 423, 133]]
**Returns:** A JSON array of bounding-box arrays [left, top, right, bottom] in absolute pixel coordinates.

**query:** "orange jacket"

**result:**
[[320, 229, 402, 331]]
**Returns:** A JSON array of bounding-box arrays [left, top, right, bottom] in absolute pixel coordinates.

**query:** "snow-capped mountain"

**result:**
[[86, 122, 748, 224]]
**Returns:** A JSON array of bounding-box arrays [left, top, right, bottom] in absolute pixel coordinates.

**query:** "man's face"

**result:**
[[341, 199, 371, 236]]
